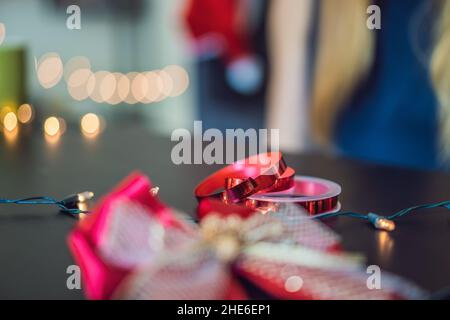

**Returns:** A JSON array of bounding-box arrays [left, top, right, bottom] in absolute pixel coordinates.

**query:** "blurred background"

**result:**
[[0, 0, 269, 137], [0, 0, 195, 136], [0, 0, 449, 171]]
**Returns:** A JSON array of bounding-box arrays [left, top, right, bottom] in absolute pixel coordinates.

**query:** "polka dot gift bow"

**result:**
[[68, 172, 425, 300]]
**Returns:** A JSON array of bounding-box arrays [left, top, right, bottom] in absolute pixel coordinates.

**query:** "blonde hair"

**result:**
[[431, 0, 450, 158], [312, 0, 450, 157]]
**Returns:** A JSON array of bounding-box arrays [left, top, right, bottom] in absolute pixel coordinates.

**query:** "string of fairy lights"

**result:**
[[36, 53, 190, 105], [0, 21, 190, 143], [1, 103, 105, 142]]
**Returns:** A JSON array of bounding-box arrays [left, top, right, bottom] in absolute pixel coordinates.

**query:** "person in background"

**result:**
[[183, 0, 268, 131], [267, 0, 450, 170]]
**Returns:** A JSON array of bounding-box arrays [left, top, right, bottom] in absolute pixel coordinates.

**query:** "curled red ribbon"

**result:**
[[195, 152, 295, 203], [194, 152, 341, 215]]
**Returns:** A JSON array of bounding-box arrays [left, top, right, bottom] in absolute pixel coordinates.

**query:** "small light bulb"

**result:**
[[368, 213, 396, 232], [77, 191, 94, 202], [375, 218, 396, 231], [149, 187, 160, 196]]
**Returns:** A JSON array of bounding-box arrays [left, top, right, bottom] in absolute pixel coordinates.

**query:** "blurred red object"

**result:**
[[184, 0, 251, 62], [68, 172, 247, 299], [68, 172, 425, 300]]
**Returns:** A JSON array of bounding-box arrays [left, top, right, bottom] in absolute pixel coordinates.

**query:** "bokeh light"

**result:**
[[100, 72, 117, 102], [61, 61, 188, 104], [144, 71, 164, 103], [157, 69, 174, 100], [64, 56, 91, 82], [131, 73, 149, 103], [0, 23, 5, 45], [164, 65, 190, 97], [116, 73, 131, 103], [81, 113, 100, 136], [284, 276, 303, 293], [58, 117, 67, 135], [90, 71, 116, 103], [44, 116, 61, 136], [36, 53, 64, 89], [124, 72, 139, 104], [67, 68, 92, 88], [3, 112, 18, 132], [3, 126, 19, 145], [17, 104, 33, 124], [105, 73, 125, 105], [67, 69, 95, 101]]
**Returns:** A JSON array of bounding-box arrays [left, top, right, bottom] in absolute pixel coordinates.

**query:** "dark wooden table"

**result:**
[[1, 125, 450, 299]]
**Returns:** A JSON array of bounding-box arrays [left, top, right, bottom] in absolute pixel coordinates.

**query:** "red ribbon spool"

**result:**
[[247, 176, 342, 215], [194, 152, 341, 215]]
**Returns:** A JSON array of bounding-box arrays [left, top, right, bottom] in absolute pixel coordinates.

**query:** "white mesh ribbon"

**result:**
[[115, 249, 231, 300], [98, 200, 198, 268], [95, 200, 426, 300], [269, 203, 341, 250], [235, 257, 426, 300]]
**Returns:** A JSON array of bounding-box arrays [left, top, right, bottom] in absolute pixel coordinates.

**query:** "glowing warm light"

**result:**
[[77, 191, 94, 202], [3, 112, 17, 131], [65, 56, 95, 101], [105, 73, 126, 105], [3, 126, 19, 145], [156, 69, 174, 100], [117, 73, 130, 102], [0, 23, 5, 46], [62, 64, 188, 105], [67, 68, 92, 88], [149, 187, 160, 196], [124, 72, 139, 104], [17, 104, 33, 124], [377, 231, 394, 264], [131, 73, 149, 103], [144, 71, 164, 102], [164, 65, 190, 97], [36, 53, 64, 89], [100, 72, 117, 102], [81, 113, 100, 135], [0, 105, 13, 117], [90, 71, 107, 103], [44, 116, 60, 136], [64, 56, 91, 82], [67, 69, 95, 101], [58, 117, 67, 135], [373, 217, 396, 231], [78, 202, 89, 220], [45, 133, 60, 145], [90, 71, 116, 103]]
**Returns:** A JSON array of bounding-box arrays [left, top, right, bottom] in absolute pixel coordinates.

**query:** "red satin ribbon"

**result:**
[[195, 152, 295, 203]]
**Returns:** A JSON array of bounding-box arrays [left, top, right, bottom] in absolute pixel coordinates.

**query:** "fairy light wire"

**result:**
[[312, 200, 450, 231], [1, 187, 449, 228], [313, 200, 450, 221], [0, 192, 94, 214]]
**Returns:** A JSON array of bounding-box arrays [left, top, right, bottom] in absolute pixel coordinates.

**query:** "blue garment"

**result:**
[[335, 0, 439, 170]]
